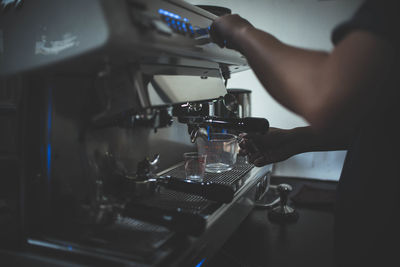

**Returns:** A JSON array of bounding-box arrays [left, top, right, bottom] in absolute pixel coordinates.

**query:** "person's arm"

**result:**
[[210, 15, 396, 131], [240, 126, 355, 167]]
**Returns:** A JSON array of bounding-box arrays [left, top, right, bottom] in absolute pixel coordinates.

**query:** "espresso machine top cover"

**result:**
[[0, 0, 248, 76]]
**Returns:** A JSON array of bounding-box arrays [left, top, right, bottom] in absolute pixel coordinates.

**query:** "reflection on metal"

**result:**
[[0, 30, 3, 59], [132, 70, 151, 109], [195, 258, 206, 267], [35, 33, 80, 56], [1, 0, 22, 9], [46, 87, 52, 185]]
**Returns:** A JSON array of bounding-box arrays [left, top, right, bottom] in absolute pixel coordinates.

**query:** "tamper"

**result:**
[[268, 184, 299, 223]]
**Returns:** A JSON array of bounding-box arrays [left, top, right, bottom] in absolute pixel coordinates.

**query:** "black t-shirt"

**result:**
[[332, 1, 400, 266]]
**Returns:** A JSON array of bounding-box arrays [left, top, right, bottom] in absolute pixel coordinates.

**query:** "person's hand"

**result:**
[[239, 128, 299, 167], [209, 14, 254, 51]]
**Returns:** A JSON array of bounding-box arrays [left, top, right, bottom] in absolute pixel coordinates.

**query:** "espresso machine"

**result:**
[[0, 0, 274, 266]]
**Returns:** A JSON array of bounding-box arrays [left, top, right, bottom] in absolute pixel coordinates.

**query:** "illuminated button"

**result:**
[[196, 28, 208, 36], [161, 15, 169, 22], [170, 19, 178, 32], [175, 21, 184, 34], [182, 23, 188, 33], [158, 8, 181, 20], [187, 24, 195, 37]]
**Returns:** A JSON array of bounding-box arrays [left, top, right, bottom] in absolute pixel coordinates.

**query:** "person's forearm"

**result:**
[[234, 27, 329, 124], [289, 126, 355, 154], [233, 27, 394, 132]]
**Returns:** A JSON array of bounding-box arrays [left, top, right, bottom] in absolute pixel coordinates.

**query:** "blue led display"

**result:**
[[158, 9, 182, 20], [195, 258, 206, 267], [158, 8, 201, 36]]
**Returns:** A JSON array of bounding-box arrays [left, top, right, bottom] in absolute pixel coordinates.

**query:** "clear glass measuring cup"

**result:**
[[196, 133, 239, 173]]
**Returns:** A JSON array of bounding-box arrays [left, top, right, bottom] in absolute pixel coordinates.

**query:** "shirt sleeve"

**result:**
[[332, 0, 400, 46]]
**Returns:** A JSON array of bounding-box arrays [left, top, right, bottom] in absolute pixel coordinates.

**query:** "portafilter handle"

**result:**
[[203, 116, 269, 134], [180, 116, 269, 135]]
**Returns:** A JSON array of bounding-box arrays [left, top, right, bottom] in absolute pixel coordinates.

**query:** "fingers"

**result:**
[[209, 16, 228, 48], [253, 156, 270, 167], [247, 150, 263, 163], [238, 131, 275, 167], [209, 14, 253, 50], [238, 140, 251, 156], [209, 23, 226, 48], [238, 141, 266, 166], [238, 148, 247, 156], [238, 132, 247, 138], [250, 152, 273, 167], [244, 151, 269, 167], [238, 138, 247, 150], [239, 134, 261, 154], [241, 147, 279, 167]]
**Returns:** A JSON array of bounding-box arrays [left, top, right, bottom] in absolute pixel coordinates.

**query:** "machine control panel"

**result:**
[[157, 8, 210, 38], [0, 0, 248, 76]]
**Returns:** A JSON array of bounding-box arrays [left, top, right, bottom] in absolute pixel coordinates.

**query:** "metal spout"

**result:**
[[189, 127, 209, 143]]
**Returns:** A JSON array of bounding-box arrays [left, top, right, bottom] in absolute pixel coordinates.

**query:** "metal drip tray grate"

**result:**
[[136, 189, 210, 213], [135, 157, 254, 215], [165, 157, 253, 186], [87, 215, 173, 254], [39, 215, 173, 263]]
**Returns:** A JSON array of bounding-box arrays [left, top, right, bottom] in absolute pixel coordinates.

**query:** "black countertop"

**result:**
[[205, 176, 338, 267]]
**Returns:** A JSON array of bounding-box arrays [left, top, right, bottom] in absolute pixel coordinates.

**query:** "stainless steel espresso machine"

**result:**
[[0, 0, 273, 266]]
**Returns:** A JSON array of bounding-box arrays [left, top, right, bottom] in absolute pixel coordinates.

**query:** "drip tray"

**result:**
[[165, 156, 253, 185], [135, 157, 254, 215], [36, 216, 173, 263], [32, 158, 255, 265]]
